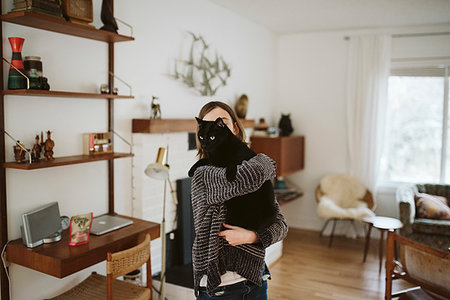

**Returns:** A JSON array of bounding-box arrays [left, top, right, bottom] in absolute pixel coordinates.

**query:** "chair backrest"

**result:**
[[385, 231, 450, 300], [106, 234, 152, 300], [107, 234, 151, 279]]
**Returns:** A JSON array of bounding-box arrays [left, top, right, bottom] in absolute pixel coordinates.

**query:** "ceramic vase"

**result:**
[[8, 37, 27, 90]]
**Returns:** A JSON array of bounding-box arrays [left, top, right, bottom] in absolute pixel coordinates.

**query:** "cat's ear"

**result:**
[[195, 117, 204, 125], [215, 117, 226, 128]]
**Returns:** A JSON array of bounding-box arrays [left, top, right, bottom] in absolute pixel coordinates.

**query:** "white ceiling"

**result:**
[[209, 0, 450, 34]]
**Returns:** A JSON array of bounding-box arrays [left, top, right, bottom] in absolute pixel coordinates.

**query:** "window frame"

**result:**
[[379, 62, 449, 186]]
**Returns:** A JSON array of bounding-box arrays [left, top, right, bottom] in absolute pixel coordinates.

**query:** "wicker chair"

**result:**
[[48, 234, 152, 300], [315, 174, 375, 248], [385, 230, 450, 300]]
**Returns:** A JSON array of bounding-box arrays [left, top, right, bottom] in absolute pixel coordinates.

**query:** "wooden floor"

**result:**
[[268, 228, 415, 300]]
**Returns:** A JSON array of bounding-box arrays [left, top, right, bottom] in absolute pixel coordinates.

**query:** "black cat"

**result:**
[[188, 117, 277, 231], [278, 114, 293, 137]]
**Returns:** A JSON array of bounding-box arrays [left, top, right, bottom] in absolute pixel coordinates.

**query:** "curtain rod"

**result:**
[[344, 31, 450, 40]]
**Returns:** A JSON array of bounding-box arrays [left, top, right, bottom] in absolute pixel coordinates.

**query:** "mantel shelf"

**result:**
[[0, 11, 134, 43], [3, 152, 133, 170], [132, 118, 255, 133], [2, 89, 134, 99]]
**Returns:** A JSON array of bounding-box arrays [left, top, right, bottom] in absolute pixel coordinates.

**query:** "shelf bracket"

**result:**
[[115, 18, 134, 37], [109, 72, 132, 96], [111, 130, 132, 154]]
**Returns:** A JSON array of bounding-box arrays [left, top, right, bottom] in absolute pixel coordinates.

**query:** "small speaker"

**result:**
[[21, 202, 62, 248]]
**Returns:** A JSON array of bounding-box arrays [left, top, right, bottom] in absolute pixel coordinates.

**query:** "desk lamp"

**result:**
[[144, 147, 177, 300]]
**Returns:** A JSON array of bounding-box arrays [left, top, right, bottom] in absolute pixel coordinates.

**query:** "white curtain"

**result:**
[[346, 34, 391, 195]]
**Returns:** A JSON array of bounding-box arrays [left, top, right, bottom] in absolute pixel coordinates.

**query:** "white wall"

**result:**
[[1, 1, 276, 299], [276, 25, 450, 234]]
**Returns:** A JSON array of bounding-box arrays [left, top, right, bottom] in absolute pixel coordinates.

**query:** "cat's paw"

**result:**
[[188, 166, 197, 177]]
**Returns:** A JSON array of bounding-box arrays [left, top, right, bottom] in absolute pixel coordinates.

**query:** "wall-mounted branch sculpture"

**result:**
[[171, 32, 231, 96]]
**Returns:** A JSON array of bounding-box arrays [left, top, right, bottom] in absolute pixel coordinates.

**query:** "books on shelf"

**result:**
[[11, 0, 63, 17]]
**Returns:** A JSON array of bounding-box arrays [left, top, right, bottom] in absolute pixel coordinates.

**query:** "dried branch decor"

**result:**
[[172, 32, 231, 96]]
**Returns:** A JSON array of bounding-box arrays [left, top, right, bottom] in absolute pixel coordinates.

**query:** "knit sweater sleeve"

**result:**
[[255, 199, 288, 248], [197, 154, 276, 205]]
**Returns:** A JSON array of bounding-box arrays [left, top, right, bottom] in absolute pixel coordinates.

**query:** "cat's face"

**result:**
[[196, 117, 231, 153]]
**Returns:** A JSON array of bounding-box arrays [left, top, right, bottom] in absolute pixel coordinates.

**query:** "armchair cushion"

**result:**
[[415, 193, 450, 220], [397, 184, 450, 238]]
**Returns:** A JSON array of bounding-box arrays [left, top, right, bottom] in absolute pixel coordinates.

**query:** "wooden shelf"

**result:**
[[132, 118, 255, 133], [6, 216, 160, 278], [3, 152, 133, 170], [2, 89, 134, 99], [250, 135, 305, 177], [0, 11, 134, 43]]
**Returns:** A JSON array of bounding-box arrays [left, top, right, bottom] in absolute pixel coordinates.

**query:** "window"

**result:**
[[380, 66, 449, 184]]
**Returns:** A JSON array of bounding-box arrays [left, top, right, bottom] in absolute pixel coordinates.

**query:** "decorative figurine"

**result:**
[[100, 83, 109, 94], [31, 134, 42, 162], [278, 114, 294, 137], [13, 141, 28, 163], [235, 94, 248, 119], [99, 0, 118, 33], [150, 96, 161, 119], [44, 130, 55, 160], [100, 84, 118, 94]]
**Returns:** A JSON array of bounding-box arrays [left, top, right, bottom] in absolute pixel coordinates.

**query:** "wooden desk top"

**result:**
[[6, 215, 160, 278]]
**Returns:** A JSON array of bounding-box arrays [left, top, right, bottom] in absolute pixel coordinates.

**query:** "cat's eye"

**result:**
[[199, 136, 204, 140], [210, 136, 215, 140]]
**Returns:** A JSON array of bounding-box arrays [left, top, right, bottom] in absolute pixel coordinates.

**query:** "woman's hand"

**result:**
[[218, 223, 259, 246]]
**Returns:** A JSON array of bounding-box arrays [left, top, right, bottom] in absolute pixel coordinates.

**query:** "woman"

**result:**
[[190, 101, 288, 300]]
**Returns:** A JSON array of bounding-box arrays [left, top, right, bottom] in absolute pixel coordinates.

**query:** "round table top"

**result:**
[[363, 216, 403, 230]]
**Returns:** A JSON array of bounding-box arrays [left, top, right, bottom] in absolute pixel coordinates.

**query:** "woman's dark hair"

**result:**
[[196, 101, 246, 158]]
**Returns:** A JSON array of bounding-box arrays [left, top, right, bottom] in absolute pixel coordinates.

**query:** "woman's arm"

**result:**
[[218, 200, 288, 248], [255, 201, 288, 248], [194, 154, 276, 205]]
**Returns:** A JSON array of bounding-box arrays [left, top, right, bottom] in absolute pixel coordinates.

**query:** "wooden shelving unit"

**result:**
[[6, 216, 159, 278], [0, 4, 139, 300], [3, 153, 133, 170], [2, 89, 134, 99], [0, 11, 134, 43], [132, 118, 255, 133]]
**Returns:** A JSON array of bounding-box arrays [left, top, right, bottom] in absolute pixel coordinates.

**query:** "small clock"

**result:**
[[62, 0, 93, 26], [60, 216, 70, 230]]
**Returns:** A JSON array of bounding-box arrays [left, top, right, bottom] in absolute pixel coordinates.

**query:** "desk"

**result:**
[[6, 216, 160, 278], [362, 216, 403, 273]]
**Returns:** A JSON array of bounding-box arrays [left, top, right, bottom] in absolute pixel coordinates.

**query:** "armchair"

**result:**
[[396, 184, 450, 251]]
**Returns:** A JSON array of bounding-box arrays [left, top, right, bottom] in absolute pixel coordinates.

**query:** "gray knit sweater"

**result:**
[[190, 154, 288, 296]]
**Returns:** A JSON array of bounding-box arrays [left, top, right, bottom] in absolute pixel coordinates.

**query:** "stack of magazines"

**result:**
[[274, 187, 303, 204], [11, 0, 62, 17]]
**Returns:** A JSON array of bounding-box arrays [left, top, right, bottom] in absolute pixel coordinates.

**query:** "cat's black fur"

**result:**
[[188, 117, 277, 231]]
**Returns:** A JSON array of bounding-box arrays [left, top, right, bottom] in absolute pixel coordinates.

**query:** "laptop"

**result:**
[[90, 215, 133, 236]]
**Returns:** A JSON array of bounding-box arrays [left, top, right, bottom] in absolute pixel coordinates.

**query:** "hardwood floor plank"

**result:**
[[268, 228, 415, 299]]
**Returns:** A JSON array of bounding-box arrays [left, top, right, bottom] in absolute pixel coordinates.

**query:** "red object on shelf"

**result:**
[[8, 37, 25, 69]]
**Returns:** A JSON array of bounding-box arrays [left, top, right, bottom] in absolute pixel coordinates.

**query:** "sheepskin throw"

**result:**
[[317, 174, 375, 220]]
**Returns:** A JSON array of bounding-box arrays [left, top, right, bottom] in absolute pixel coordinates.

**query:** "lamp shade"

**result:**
[[144, 147, 169, 180]]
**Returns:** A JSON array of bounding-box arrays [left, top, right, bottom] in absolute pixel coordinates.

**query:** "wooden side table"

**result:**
[[362, 216, 403, 273]]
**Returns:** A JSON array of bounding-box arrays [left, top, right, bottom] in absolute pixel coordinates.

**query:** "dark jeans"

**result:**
[[197, 280, 268, 300]]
